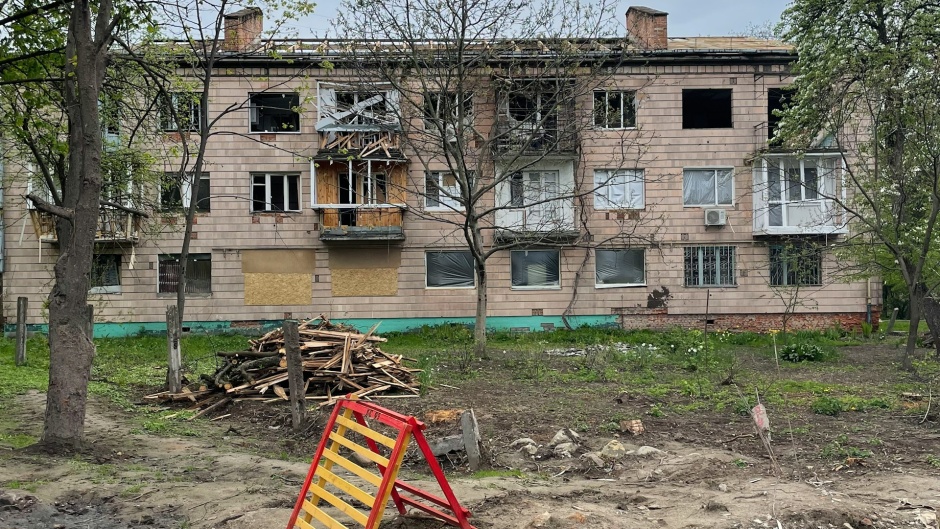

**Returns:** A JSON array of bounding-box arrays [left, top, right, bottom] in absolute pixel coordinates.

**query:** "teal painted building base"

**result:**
[[5, 315, 620, 338]]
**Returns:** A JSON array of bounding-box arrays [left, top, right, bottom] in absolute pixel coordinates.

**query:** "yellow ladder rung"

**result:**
[[314, 465, 375, 507], [328, 432, 390, 467], [304, 503, 350, 529], [295, 516, 316, 529], [320, 449, 384, 488], [306, 487, 368, 527], [335, 415, 397, 449]]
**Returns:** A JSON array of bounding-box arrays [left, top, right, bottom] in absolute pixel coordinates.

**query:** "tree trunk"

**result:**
[[42, 0, 110, 449], [903, 286, 924, 371], [473, 263, 487, 358], [922, 294, 940, 356]]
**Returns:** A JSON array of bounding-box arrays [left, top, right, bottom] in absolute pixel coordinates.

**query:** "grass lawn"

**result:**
[[880, 319, 930, 333]]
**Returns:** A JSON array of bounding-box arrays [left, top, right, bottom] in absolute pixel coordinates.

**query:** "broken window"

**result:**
[[682, 89, 733, 129], [90, 254, 121, 294], [364, 172, 388, 204], [511, 250, 560, 289], [683, 169, 733, 206], [596, 249, 644, 287], [770, 243, 822, 286], [251, 173, 300, 212], [161, 173, 210, 212], [249, 93, 300, 132], [160, 92, 201, 132], [424, 92, 473, 130], [767, 88, 793, 144], [593, 90, 636, 129], [159, 253, 212, 294], [426, 251, 475, 288], [684, 246, 736, 287], [425, 171, 464, 210], [594, 169, 644, 209]]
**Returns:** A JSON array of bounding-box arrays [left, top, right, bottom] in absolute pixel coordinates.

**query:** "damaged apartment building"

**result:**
[[0, 6, 880, 336]]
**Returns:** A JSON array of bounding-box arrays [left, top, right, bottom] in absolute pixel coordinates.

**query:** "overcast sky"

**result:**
[[291, 1, 792, 38]]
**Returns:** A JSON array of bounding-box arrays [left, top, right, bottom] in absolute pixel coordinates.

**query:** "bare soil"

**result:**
[[1, 344, 939, 529]]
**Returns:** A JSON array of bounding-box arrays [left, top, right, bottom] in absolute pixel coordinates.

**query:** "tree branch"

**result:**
[[26, 193, 72, 219], [100, 200, 150, 218]]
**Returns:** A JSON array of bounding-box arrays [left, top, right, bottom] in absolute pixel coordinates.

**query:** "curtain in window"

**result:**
[[511, 250, 560, 287]]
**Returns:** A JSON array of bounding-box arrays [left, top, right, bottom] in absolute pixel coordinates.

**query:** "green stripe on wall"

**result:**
[[4, 315, 620, 338]]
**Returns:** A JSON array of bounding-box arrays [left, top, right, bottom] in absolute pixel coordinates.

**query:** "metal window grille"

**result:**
[[769, 244, 822, 286], [159, 254, 212, 294], [684, 246, 736, 286]]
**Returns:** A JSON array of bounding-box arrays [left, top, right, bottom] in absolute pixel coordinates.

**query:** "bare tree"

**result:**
[[331, 0, 661, 355]]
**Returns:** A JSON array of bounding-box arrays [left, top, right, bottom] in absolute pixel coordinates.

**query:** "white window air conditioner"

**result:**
[[704, 208, 727, 226]]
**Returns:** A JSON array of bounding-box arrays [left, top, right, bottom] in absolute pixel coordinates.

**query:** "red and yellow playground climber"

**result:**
[[287, 397, 478, 529]]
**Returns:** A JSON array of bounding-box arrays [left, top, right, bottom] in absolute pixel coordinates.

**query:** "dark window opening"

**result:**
[[251, 173, 300, 212], [161, 173, 210, 212], [682, 89, 733, 129], [91, 254, 121, 290], [509, 172, 524, 207], [249, 93, 300, 132], [768, 88, 793, 145]]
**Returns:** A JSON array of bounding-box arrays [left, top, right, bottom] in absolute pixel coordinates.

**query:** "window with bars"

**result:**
[[593, 90, 636, 129], [769, 244, 822, 286], [684, 246, 736, 287], [158, 254, 212, 294]]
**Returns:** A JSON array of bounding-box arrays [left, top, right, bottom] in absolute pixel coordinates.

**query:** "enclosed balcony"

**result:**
[[494, 164, 578, 243], [312, 159, 407, 242], [752, 155, 847, 236]]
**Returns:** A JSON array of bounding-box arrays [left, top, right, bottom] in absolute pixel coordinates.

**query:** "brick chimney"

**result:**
[[223, 8, 263, 51], [626, 6, 668, 50]]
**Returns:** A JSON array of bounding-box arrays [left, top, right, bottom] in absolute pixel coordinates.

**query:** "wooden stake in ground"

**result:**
[[15, 297, 27, 366], [166, 305, 182, 393], [284, 319, 306, 430]]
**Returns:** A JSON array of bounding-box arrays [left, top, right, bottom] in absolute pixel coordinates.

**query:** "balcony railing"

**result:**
[[494, 202, 578, 243], [753, 199, 847, 236], [318, 205, 405, 242], [30, 206, 143, 243], [492, 119, 578, 156]]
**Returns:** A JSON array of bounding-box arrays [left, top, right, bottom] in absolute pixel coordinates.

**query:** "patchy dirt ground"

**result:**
[[1, 344, 940, 529]]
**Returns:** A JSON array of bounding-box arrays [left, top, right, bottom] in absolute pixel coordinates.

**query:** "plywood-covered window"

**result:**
[[511, 250, 560, 289], [159, 253, 212, 294], [252, 173, 301, 212], [426, 251, 475, 288]]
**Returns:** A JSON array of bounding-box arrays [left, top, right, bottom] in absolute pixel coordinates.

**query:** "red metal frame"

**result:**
[[287, 397, 477, 529]]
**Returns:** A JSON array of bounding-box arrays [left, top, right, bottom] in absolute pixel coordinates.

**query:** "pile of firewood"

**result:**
[[145, 316, 421, 415]]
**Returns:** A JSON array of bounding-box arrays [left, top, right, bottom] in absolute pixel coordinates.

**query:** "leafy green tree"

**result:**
[[779, 0, 940, 369]]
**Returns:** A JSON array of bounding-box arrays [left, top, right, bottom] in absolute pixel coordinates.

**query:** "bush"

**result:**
[[811, 395, 843, 416], [780, 342, 826, 362]]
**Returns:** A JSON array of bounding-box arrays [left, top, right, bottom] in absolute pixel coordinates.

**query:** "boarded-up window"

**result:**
[[159, 253, 212, 294], [511, 250, 560, 288], [595, 249, 644, 287], [426, 251, 475, 288], [682, 89, 733, 129], [242, 249, 316, 305]]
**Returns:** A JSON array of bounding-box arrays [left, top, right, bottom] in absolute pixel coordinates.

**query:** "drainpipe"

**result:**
[[866, 278, 872, 324]]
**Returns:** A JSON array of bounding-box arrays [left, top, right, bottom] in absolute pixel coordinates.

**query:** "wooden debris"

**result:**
[[145, 315, 421, 408]]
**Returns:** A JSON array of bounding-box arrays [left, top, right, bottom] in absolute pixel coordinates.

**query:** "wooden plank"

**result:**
[[304, 503, 349, 529], [304, 489, 367, 527], [327, 432, 390, 467], [313, 466, 376, 507], [334, 415, 397, 448], [295, 515, 317, 529], [319, 449, 383, 488]]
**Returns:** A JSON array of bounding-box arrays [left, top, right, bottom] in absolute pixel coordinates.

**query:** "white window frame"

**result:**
[[251, 173, 302, 213], [682, 167, 734, 207], [425, 251, 476, 289], [425, 171, 464, 211], [160, 92, 201, 132], [594, 169, 645, 209], [593, 90, 637, 129], [595, 249, 645, 288], [510, 249, 561, 290]]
